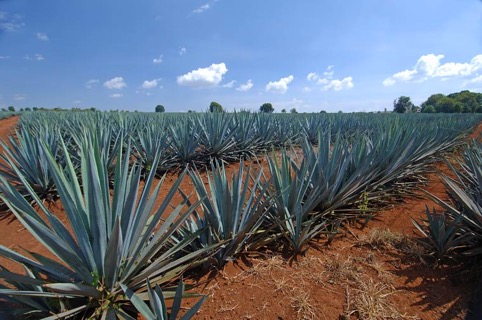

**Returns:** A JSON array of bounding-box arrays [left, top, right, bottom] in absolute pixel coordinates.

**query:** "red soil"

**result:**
[[0, 116, 481, 320]]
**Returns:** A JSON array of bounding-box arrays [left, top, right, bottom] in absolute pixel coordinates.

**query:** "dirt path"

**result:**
[[0, 116, 19, 138], [0, 116, 46, 274], [0, 116, 481, 319]]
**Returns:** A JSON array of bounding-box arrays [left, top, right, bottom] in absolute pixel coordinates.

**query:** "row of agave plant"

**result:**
[[413, 138, 482, 260], [3, 111, 481, 206], [412, 138, 482, 319], [0, 112, 480, 318]]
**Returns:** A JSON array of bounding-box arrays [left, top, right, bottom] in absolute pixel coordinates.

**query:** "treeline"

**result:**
[[421, 90, 482, 113], [1, 106, 99, 112], [394, 90, 482, 114]]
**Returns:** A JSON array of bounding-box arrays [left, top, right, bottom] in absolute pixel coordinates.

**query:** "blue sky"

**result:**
[[0, 0, 481, 112]]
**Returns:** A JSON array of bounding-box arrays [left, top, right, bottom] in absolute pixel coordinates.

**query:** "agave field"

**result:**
[[0, 111, 481, 319]]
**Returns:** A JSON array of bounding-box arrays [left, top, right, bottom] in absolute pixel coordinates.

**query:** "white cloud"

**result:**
[[392, 69, 418, 82], [287, 98, 304, 108], [14, 94, 26, 101], [24, 54, 44, 61], [322, 77, 354, 91], [302, 86, 312, 93], [466, 75, 482, 84], [153, 54, 163, 64], [307, 72, 318, 82], [177, 63, 228, 88], [104, 77, 126, 90], [382, 78, 396, 87], [306, 66, 353, 91], [236, 79, 253, 92], [222, 80, 236, 88], [323, 65, 334, 77], [434, 62, 475, 77], [0, 55, 10, 59], [73, 100, 81, 104], [265, 75, 294, 94], [36, 32, 48, 41], [0, 12, 25, 32], [193, 3, 210, 14], [192, 0, 220, 14], [85, 79, 99, 89], [142, 78, 160, 89], [383, 54, 482, 86], [110, 93, 123, 98], [415, 54, 443, 76], [179, 47, 187, 56]]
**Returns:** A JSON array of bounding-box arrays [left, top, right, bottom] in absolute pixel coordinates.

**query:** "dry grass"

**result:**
[[239, 255, 285, 279], [203, 234, 427, 319], [358, 228, 412, 251], [290, 289, 318, 320], [343, 279, 401, 319], [324, 255, 363, 284], [358, 228, 429, 264]]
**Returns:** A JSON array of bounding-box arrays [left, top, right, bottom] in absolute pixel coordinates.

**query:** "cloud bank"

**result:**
[[383, 54, 482, 86], [177, 63, 228, 88]]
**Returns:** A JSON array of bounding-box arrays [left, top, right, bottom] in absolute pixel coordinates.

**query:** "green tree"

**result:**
[[393, 96, 414, 113], [448, 90, 479, 113], [8, 106, 15, 112], [32, 107, 39, 111], [209, 101, 223, 113], [281, 108, 286, 113], [422, 105, 436, 113], [155, 105, 165, 113], [290, 108, 298, 113], [259, 103, 274, 113], [435, 97, 463, 113], [421, 94, 445, 112]]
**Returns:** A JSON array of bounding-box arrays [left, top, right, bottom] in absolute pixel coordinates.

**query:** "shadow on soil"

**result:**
[[386, 245, 480, 320]]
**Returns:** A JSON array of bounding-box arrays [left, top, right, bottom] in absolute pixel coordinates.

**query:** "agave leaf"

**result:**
[[179, 295, 206, 320], [0, 268, 47, 287], [147, 278, 167, 320], [0, 289, 81, 298], [40, 304, 89, 320], [0, 245, 75, 282], [121, 283, 157, 320], [104, 217, 123, 290], [43, 283, 101, 298]]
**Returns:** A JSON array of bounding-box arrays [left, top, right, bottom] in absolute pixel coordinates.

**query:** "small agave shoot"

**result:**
[[0, 135, 213, 318]]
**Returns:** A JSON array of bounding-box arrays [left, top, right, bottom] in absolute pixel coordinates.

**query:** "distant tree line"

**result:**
[[393, 90, 482, 114], [1, 106, 99, 112]]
